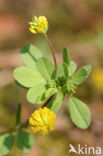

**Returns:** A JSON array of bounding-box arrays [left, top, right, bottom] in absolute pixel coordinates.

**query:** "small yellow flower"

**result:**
[[29, 107, 56, 135], [91, 68, 103, 91], [29, 16, 48, 34]]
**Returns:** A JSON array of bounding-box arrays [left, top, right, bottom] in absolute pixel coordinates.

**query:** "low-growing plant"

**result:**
[[0, 16, 92, 155]]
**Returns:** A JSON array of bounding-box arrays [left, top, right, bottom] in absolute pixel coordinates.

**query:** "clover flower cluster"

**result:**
[[29, 107, 56, 135], [29, 16, 48, 34]]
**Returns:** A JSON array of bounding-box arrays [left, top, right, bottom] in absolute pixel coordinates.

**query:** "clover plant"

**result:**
[[0, 16, 92, 155]]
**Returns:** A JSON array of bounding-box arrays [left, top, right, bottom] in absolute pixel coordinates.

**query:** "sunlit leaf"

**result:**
[[57, 64, 65, 77], [69, 61, 77, 75], [57, 63, 68, 77], [13, 66, 45, 87], [21, 44, 43, 70], [37, 88, 58, 104], [71, 65, 92, 85], [47, 88, 63, 112], [27, 83, 46, 104], [69, 96, 91, 129], [82, 65, 92, 78], [36, 57, 55, 80]]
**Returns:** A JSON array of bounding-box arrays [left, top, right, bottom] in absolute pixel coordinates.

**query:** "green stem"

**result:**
[[16, 103, 21, 126], [45, 33, 57, 79]]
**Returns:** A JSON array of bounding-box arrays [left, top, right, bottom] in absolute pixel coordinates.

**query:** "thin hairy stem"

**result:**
[[45, 34, 57, 79]]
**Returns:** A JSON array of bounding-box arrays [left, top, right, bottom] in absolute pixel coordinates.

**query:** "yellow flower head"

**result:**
[[29, 107, 56, 135], [29, 16, 48, 34], [91, 68, 103, 91]]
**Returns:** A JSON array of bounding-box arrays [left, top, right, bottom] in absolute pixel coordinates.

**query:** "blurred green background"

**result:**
[[0, 0, 103, 155]]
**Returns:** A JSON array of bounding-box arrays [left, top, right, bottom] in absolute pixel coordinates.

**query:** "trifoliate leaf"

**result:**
[[16, 130, 34, 153], [0, 133, 15, 156], [69, 96, 91, 129], [47, 88, 63, 112], [36, 57, 55, 80], [13, 66, 45, 88], [27, 83, 46, 104], [63, 48, 70, 65], [69, 61, 77, 75], [21, 44, 43, 70]]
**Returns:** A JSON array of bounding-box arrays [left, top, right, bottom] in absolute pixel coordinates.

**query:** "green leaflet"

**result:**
[[37, 88, 58, 104], [57, 64, 65, 77], [16, 130, 34, 153], [46, 88, 63, 112], [57, 61, 76, 78], [68, 61, 77, 75], [0, 133, 15, 156], [69, 97, 91, 129], [57, 63, 68, 77], [45, 88, 58, 99], [71, 65, 92, 85], [21, 44, 43, 70], [63, 48, 70, 65], [27, 83, 46, 104], [82, 65, 92, 78], [13, 66, 45, 88], [36, 57, 55, 80]]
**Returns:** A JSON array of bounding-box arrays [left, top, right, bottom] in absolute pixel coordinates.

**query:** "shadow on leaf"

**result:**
[[16, 130, 34, 153]]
